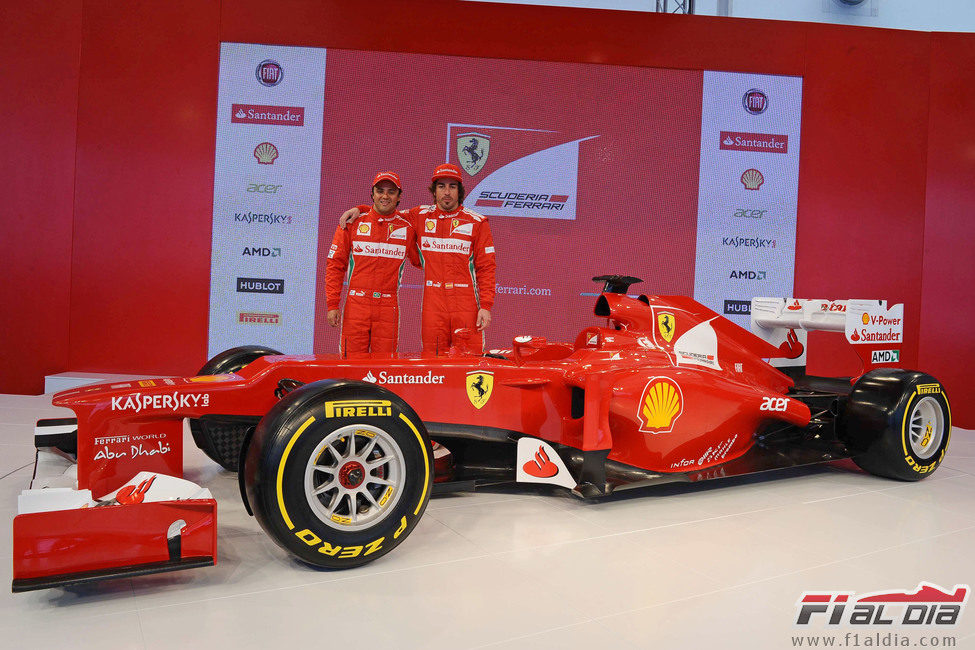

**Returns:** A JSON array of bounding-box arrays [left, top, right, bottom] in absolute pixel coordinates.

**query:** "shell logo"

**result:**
[[637, 377, 684, 434], [740, 168, 764, 190], [425, 219, 436, 232], [253, 142, 278, 165], [861, 312, 870, 325], [357, 223, 371, 236]]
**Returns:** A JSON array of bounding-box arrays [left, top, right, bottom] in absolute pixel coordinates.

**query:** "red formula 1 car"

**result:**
[[13, 276, 952, 591]]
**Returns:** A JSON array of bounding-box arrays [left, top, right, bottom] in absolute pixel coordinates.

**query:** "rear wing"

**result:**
[[749, 298, 905, 376]]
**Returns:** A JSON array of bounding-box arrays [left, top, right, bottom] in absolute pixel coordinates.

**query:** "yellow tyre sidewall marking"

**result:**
[[399, 413, 431, 515], [899, 388, 952, 471], [276, 416, 317, 530]]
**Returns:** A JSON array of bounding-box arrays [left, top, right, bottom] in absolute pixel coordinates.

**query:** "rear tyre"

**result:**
[[189, 345, 282, 471], [841, 369, 951, 481], [244, 380, 433, 568]]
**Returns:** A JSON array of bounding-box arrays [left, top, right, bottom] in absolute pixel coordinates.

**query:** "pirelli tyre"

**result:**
[[189, 345, 282, 471], [840, 369, 952, 481], [243, 380, 433, 569]]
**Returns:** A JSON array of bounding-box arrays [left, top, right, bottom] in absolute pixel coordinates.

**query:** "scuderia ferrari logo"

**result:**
[[657, 312, 676, 343], [466, 371, 494, 409], [457, 132, 490, 176]]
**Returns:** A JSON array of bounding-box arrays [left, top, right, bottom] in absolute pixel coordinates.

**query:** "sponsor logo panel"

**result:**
[[110, 392, 210, 413], [515, 438, 578, 489], [724, 299, 751, 315], [740, 168, 765, 190], [231, 103, 304, 126], [234, 210, 294, 226], [238, 311, 281, 325], [733, 208, 767, 219], [352, 241, 406, 259], [871, 349, 901, 364], [255, 59, 283, 87], [362, 370, 445, 385], [253, 142, 279, 164], [742, 88, 768, 115], [323, 400, 393, 418], [729, 270, 768, 280], [722, 236, 776, 249], [846, 303, 904, 344], [236, 277, 285, 294], [719, 131, 788, 153], [242, 246, 282, 257], [421, 237, 471, 254], [637, 377, 684, 434], [246, 182, 283, 194]]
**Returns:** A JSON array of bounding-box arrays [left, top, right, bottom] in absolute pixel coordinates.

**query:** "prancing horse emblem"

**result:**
[[657, 312, 676, 343], [456, 132, 490, 176], [466, 371, 494, 409]]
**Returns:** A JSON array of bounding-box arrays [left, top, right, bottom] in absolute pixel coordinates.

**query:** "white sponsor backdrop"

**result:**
[[693, 72, 803, 327], [208, 43, 327, 357]]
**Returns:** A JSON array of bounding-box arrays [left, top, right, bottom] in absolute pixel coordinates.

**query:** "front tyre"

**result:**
[[841, 369, 952, 481], [189, 345, 283, 470], [244, 380, 433, 568]]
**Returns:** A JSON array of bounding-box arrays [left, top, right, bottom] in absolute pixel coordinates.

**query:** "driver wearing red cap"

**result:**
[[325, 171, 419, 358], [339, 163, 497, 356]]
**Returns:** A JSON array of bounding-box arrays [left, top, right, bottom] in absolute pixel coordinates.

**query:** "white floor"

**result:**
[[2, 391, 974, 649]]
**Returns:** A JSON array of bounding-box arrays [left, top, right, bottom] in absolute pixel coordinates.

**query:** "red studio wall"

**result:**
[[2, 1, 972, 426]]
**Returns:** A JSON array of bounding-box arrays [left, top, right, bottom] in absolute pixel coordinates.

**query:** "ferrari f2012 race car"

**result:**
[[12, 276, 951, 591]]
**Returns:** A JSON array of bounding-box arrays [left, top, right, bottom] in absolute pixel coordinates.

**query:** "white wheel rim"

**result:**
[[908, 396, 944, 460], [303, 424, 406, 531]]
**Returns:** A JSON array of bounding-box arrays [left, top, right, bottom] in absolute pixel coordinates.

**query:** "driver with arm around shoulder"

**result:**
[[340, 163, 496, 356]]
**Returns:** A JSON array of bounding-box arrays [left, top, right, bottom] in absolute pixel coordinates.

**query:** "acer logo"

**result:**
[[760, 397, 788, 412], [246, 183, 282, 194]]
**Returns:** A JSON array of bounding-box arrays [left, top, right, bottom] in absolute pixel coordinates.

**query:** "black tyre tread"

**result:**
[[190, 345, 283, 470], [244, 379, 432, 569], [842, 369, 951, 482], [196, 345, 283, 376]]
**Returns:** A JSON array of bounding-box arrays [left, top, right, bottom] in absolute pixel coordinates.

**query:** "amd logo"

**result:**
[[729, 270, 767, 280], [242, 247, 281, 257]]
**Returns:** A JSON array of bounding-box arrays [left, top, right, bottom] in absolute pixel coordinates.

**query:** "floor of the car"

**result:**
[[790, 374, 854, 395]]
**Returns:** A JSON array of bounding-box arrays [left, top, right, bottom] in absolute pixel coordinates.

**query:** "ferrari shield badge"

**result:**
[[456, 132, 490, 176], [657, 312, 676, 343], [466, 371, 494, 409]]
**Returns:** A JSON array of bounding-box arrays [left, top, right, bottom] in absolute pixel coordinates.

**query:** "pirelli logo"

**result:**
[[323, 400, 393, 418], [917, 383, 942, 395]]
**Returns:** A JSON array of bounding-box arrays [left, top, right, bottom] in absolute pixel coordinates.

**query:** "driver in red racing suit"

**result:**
[[325, 171, 419, 358], [340, 163, 496, 356]]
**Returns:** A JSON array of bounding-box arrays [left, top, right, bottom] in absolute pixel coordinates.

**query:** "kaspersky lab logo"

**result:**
[[795, 582, 968, 626]]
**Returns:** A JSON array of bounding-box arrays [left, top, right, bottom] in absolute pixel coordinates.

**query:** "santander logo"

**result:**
[[523, 446, 559, 478]]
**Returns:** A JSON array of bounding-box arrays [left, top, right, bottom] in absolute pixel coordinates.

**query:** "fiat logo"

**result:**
[[256, 59, 283, 87], [742, 89, 768, 115]]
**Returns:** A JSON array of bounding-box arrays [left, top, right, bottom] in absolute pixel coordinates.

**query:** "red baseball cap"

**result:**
[[372, 171, 402, 190], [431, 163, 463, 183]]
